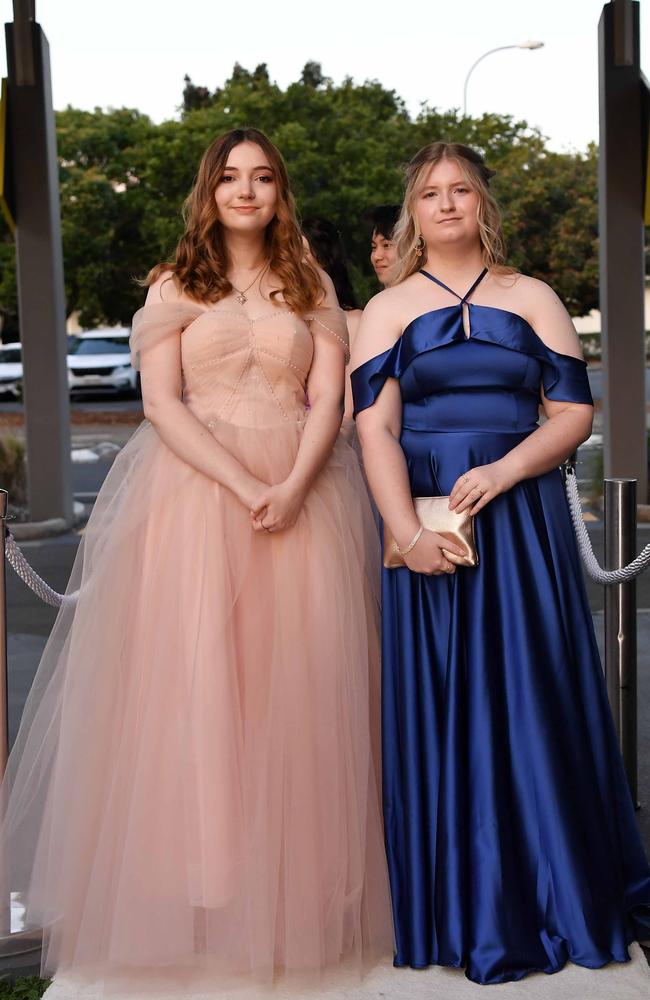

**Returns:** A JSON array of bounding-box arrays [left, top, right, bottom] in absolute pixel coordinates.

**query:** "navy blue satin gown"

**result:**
[[351, 269, 650, 985]]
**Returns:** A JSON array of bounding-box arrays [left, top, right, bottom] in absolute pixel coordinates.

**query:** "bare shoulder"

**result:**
[[144, 270, 184, 307], [345, 309, 363, 351], [351, 287, 404, 371], [499, 272, 583, 360], [365, 276, 423, 323], [311, 265, 338, 307]]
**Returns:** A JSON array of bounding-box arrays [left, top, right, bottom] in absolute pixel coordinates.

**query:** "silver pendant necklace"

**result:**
[[231, 262, 269, 305]]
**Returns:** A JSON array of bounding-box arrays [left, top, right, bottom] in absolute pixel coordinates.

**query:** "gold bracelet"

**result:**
[[398, 525, 423, 556]]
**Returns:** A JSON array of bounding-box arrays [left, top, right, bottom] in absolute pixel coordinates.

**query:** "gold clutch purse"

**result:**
[[383, 497, 479, 569]]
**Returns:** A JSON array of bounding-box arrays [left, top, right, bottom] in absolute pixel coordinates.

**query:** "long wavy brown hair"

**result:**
[[390, 142, 513, 286], [145, 127, 324, 314]]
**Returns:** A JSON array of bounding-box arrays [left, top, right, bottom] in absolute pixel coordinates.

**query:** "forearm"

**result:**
[[498, 408, 593, 484], [359, 426, 420, 549], [145, 398, 260, 505], [285, 396, 343, 495]]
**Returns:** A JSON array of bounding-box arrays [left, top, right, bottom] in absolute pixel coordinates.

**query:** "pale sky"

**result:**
[[2, 0, 649, 153]]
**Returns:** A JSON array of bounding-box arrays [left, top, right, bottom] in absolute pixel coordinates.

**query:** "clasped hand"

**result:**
[[448, 460, 514, 516], [404, 460, 514, 574], [249, 480, 307, 534], [403, 530, 465, 576]]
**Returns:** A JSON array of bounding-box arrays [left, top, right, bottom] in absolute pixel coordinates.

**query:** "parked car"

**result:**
[[67, 329, 139, 396], [0, 343, 23, 398]]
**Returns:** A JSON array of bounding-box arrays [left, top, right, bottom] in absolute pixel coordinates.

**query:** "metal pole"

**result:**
[[598, 1, 648, 502], [0, 490, 8, 941], [604, 477, 637, 803], [462, 42, 544, 116], [5, 3, 73, 524], [0, 493, 42, 969], [0, 490, 7, 777], [463, 46, 518, 116]]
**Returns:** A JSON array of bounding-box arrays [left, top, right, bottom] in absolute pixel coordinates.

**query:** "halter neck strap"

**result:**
[[419, 267, 488, 304]]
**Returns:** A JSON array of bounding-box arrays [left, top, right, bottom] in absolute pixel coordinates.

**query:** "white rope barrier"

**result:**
[[565, 469, 650, 584], [1, 468, 649, 608], [4, 533, 77, 608]]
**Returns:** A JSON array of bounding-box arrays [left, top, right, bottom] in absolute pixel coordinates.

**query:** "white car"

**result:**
[[67, 328, 139, 396], [0, 342, 23, 398]]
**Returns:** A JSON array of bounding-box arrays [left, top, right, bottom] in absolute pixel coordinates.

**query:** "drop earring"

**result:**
[[414, 235, 425, 257]]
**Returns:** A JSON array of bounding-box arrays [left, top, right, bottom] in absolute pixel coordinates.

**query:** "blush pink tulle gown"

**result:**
[[0, 295, 393, 996]]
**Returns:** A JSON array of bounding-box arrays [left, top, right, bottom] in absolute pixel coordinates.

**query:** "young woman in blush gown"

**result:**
[[350, 141, 650, 986], [0, 127, 392, 998]]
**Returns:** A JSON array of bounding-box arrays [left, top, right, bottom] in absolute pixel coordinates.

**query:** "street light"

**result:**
[[463, 41, 545, 117]]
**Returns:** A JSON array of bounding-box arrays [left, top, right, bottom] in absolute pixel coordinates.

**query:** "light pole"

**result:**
[[463, 41, 544, 117]]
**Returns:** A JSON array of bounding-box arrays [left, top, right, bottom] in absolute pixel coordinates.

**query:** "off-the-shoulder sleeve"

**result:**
[[350, 342, 401, 417], [540, 348, 593, 405], [130, 301, 203, 370], [306, 305, 350, 362]]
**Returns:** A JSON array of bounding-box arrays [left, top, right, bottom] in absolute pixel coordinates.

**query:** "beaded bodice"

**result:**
[[130, 300, 349, 429]]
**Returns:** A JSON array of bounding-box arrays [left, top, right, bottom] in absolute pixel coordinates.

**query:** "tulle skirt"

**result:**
[[0, 413, 393, 994]]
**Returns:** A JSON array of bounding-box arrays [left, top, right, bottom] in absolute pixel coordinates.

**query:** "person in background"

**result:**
[[302, 216, 362, 332], [367, 204, 400, 287], [302, 216, 363, 437]]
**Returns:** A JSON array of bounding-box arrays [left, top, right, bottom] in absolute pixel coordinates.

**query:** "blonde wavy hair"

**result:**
[[144, 127, 324, 314], [389, 142, 511, 286]]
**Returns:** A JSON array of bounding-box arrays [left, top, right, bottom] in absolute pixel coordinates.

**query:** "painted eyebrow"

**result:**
[[222, 164, 274, 172], [421, 180, 469, 191]]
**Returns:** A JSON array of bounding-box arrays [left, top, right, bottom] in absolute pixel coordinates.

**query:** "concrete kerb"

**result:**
[[9, 500, 86, 541]]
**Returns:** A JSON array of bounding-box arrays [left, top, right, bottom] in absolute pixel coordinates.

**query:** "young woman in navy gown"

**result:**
[[350, 141, 650, 985]]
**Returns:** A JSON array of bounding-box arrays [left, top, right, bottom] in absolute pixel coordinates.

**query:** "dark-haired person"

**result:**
[[0, 128, 392, 994], [302, 216, 361, 318], [368, 204, 400, 286], [351, 142, 650, 985], [302, 216, 363, 438]]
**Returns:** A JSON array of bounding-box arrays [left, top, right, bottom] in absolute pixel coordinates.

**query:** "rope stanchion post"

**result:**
[[0, 491, 43, 970], [0, 490, 8, 944], [0, 490, 7, 778], [604, 478, 638, 805], [563, 462, 649, 801]]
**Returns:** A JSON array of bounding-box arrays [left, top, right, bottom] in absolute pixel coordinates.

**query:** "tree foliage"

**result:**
[[0, 63, 599, 337]]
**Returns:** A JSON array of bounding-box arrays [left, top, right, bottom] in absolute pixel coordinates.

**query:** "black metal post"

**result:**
[[0, 492, 42, 968], [598, 1, 648, 502], [604, 477, 638, 803], [4, 2, 72, 523]]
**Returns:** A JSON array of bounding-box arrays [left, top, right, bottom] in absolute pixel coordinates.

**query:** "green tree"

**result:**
[[300, 61, 327, 89], [182, 74, 214, 114], [0, 234, 18, 340], [57, 106, 159, 325], [495, 145, 598, 315], [0, 64, 601, 336]]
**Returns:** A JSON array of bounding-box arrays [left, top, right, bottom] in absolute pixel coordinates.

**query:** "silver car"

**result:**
[[67, 329, 139, 396]]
